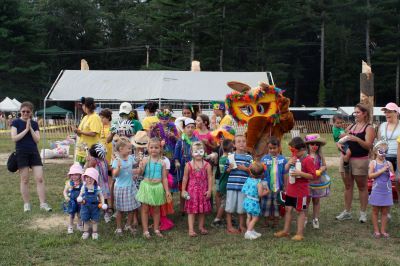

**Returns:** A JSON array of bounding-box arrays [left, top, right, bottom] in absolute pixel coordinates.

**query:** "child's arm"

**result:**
[[161, 161, 171, 200], [319, 156, 328, 174], [388, 161, 395, 174], [174, 140, 182, 170], [112, 157, 122, 177], [136, 157, 148, 176], [63, 182, 70, 201], [205, 162, 213, 199], [257, 182, 269, 197], [285, 157, 295, 172], [181, 163, 189, 196], [368, 161, 388, 179]]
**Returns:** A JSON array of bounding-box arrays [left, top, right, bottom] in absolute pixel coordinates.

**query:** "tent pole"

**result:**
[[42, 98, 47, 164]]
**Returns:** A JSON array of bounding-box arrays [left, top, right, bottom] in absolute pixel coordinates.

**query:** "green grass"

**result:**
[[0, 136, 74, 154], [2, 164, 400, 265]]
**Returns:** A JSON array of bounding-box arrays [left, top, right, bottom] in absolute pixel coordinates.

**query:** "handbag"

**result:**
[[7, 151, 18, 172]]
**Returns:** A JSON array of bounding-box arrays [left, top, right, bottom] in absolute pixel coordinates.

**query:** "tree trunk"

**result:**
[[396, 56, 399, 105], [366, 0, 371, 65], [320, 17, 325, 83], [219, 5, 225, 72]]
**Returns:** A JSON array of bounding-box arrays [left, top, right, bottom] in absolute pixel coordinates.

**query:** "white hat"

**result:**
[[119, 102, 132, 115], [174, 117, 195, 132]]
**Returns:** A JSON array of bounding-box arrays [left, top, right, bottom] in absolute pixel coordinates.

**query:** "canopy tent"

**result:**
[[46, 70, 272, 102], [338, 106, 385, 117], [0, 97, 19, 111], [309, 108, 339, 117], [12, 98, 21, 109], [36, 105, 72, 117]]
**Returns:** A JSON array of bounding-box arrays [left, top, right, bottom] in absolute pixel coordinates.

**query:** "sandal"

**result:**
[[274, 230, 290, 238], [143, 231, 151, 239], [199, 229, 208, 235], [373, 232, 381, 239], [226, 228, 240, 235], [189, 231, 197, 237], [154, 230, 163, 238], [382, 232, 390, 238]]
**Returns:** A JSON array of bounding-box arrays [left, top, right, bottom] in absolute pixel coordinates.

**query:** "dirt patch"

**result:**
[[0, 153, 73, 166], [325, 156, 339, 167], [27, 214, 67, 232]]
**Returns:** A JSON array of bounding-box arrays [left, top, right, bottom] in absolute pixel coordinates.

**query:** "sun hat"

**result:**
[[211, 125, 236, 143], [381, 102, 399, 113], [131, 131, 149, 148], [83, 167, 99, 183], [119, 102, 132, 115], [304, 134, 326, 146], [68, 163, 84, 175]]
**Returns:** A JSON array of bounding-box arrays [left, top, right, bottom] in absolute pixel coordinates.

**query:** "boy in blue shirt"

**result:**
[[261, 137, 287, 227]]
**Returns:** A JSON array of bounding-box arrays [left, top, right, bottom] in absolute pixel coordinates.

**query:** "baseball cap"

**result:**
[[119, 102, 132, 115]]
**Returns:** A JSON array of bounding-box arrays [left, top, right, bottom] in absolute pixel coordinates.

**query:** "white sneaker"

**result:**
[[359, 211, 367, 223], [252, 230, 262, 238], [67, 226, 74, 234], [40, 203, 52, 212], [81, 232, 90, 240], [23, 203, 31, 212], [104, 212, 112, 223], [312, 218, 320, 229], [115, 228, 123, 236], [304, 218, 308, 228], [336, 210, 352, 221], [92, 233, 99, 240], [76, 223, 84, 232], [244, 231, 257, 240], [388, 213, 392, 220]]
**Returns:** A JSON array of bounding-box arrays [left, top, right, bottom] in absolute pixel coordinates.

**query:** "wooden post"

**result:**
[[360, 61, 374, 123]]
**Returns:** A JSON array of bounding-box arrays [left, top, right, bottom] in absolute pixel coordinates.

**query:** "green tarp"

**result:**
[[36, 105, 72, 117]]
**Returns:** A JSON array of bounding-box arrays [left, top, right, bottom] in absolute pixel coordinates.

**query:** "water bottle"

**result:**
[[289, 164, 296, 184], [182, 191, 191, 200], [295, 159, 302, 179]]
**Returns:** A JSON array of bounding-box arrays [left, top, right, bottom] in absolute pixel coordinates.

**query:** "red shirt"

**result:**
[[286, 155, 317, 198]]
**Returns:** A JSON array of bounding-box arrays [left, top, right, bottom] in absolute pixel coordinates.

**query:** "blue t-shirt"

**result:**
[[261, 154, 287, 192], [112, 155, 136, 188], [11, 118, 39, 152], [226, 153, 253, 191]]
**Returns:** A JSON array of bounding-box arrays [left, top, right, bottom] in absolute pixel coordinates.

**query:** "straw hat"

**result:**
[[304, 134, 326, 146], [131, 131, 149, 148], [83, 167, 99, 183]]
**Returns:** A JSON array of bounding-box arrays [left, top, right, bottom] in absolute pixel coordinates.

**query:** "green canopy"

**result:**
[[36, 105, 72, 117], [309, 108, 338, 117]]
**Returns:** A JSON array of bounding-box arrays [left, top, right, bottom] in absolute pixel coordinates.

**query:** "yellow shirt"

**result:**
[[100, 124, 113, 164], [219, 114, 233, 127], [76, 113, 102, 159], [142, 116, 159, 131]]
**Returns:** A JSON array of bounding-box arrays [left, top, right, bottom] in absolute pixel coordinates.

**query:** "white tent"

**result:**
[[46, 70, 272, 102], [12, 98, 21, 109], [338, 106, 384, 117], [0, 97, 19, 111]]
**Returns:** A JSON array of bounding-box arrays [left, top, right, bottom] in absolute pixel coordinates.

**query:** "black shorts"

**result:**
[[16, 149, 43, 169], [285, 195, 308, 211]]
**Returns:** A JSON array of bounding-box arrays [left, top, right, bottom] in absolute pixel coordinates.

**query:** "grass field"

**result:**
[[2, 163, 400, 266]]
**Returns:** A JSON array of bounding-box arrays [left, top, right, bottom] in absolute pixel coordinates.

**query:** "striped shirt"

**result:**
[[226, 153, 252, 191]]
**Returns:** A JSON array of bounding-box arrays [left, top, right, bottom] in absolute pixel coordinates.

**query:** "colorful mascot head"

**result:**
[[225, 81, 294, 158]]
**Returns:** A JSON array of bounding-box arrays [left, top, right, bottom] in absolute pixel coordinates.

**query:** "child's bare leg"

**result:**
[[198, 213, 206, 231], [372, 206, 379, 234], [215, 205, 225, 220], [246, 214, 251, 228], [69, 214, 75, 227], [215, 192, 221, 212], [116, 211, 123, 230], [188, 214, 196, 235], [92, 221, 98, 233], [239, 214, 246, 232], [283, 206, 293, 233], [83, 221, 90, 233], [127, 211, 133, 227], [296, 211, 306, 236], [343, 149, 351, 163], [381, 207, 389, 234], [312, 198, 320, 220], [226, 212, 238, 233], [153, 206, 161, 232], [141, 204, 149, 233], [133, 209, 139, 226], [247, 216, 259, 232]]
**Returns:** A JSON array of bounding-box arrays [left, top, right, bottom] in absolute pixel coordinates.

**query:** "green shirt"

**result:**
[[132, 119, 143, 134], [218, 155, 229, 180], [332, 126, 345, 143]]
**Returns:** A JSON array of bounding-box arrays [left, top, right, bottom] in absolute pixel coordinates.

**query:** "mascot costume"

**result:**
[[225, 81, 294, 159]]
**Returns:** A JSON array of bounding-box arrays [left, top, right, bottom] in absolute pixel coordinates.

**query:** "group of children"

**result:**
[[62, 106, 395, 241]]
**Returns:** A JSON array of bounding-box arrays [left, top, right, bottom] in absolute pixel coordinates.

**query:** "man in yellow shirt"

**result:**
[[211, 101, 232, 129]]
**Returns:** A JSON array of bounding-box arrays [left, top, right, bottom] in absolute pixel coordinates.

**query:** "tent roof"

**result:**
[[12, 98, 21, 108], [309, 108, 339, 116], [47, 70, 270, 102], [36, 105, 72, 116], [0, 97, 19, 111], [338, 106, 384, 116]]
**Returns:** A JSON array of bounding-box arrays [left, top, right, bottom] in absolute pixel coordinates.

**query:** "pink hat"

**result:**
[[83, 167, 99, 184], [381, 102, 399, 113], [68, 164, 84, 175]]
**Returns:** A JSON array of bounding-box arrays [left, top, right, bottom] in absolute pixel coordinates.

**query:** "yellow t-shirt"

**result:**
[[142, 116, 159, 131], [100, 124, 113, 164], [76, 113, 102, 159], [219, 114, 233, 127]]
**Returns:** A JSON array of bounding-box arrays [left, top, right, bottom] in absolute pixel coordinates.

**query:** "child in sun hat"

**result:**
[[368, 140, 394, 238], [63, 163, 84, 234], [304, 134, 330, 229], [77, 167, 107, 240]]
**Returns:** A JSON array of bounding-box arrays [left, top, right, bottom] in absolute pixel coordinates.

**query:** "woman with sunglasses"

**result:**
[[11, 102, 52, 212], [336, 103, 375, 223]]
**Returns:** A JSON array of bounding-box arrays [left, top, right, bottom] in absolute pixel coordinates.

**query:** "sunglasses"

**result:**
[[192, 149, 205, 156], [21, 110, 31, 114], [377, 149, 388, 156]]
